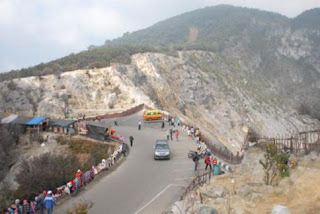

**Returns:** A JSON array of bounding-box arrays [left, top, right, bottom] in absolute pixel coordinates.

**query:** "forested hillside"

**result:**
[[0, 5, 294, 81], [291, 8, 320, 30], [104, 5, 288, 48], [1, 5, 320, 118], [0, 46, 156, 81]]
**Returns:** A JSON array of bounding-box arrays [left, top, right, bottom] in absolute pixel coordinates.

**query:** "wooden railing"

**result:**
[[255, 128, 320, 155], [85, 104, 145, 121], [180, 121, 244, 164], [180, 171, 211, 200]]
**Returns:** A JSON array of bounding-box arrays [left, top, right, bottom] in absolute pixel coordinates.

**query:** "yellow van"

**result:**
[[143, 110, 163, 121]]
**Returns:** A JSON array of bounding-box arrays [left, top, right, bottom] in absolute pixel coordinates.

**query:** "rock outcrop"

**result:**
[[0, 51, 318, 153]]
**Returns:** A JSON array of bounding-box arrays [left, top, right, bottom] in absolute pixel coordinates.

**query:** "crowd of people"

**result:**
[[1, 168, 96, 214], [3, 190, 57, 214], [1, 143, 125, 214], [184, 124, 222, 174], [163, 117, 181, 141]]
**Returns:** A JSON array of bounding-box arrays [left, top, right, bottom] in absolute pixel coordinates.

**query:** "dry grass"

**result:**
[[197, 153, 320, 214]]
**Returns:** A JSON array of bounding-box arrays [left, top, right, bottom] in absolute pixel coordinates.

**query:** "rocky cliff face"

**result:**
[[0, 49, 318, 153], [0, 67, 152, 118]]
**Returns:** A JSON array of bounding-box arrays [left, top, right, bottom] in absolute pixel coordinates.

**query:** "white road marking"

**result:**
[[134, 184, 187, 214]]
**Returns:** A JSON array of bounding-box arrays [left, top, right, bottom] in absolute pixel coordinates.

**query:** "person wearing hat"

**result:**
[[43, 191, 56, 214], [75, 169, 83, 186]]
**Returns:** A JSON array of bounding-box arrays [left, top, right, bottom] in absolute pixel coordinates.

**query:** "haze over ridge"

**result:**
[[1, 0, 320, 72]]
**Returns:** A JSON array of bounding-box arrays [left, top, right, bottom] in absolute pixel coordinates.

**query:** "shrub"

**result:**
[[276, 152, 290, 177], [89, 144, 109, 165], [67, 202, 93, 214], [56, 135, 70, 145], [259, 144, 290, 185], [68, 139, 113, 168], [259, 144, 278, 185], [0, 127, 16, 182], [15, 153, 79, 199]]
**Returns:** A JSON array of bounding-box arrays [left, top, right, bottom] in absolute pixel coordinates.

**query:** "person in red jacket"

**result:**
[[75, 169, 83, 186], [205, 155, 212, 170], [175, 130, 180, 141], [212, 158, 218, 166]]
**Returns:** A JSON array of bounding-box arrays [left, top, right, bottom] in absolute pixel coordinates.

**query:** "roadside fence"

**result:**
[[180, 171, 211, 200], [243, 126, 320, 156], [85, 104, 144, 121], [179, 121, 243, 164]]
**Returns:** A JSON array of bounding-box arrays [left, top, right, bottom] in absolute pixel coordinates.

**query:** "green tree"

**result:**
[[259, 144, 290, 185], [259, 144, 278, 185], [276, 152, 290, 177]]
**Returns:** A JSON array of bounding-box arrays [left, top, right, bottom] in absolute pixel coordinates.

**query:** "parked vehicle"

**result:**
[[154, 140, 170, 160], [143, 110, 163, 121]]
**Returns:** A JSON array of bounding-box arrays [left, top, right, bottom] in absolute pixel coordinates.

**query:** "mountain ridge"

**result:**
[[1, 5, 318, 79], [1, 4, 320, 122]]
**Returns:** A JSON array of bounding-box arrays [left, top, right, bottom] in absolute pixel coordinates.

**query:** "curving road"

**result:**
[[56, 111, 202, 214]]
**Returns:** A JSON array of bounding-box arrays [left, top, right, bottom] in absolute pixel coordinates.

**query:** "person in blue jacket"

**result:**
[[43, 191, 56, 214], [121, 143, 127, 157]]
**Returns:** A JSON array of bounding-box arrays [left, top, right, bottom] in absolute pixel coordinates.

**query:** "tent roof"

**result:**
[[11, 116, 34, 125], [49, 119, 75, 127], [86, 121, 109, 128], [26, 117, 47, 125], [1, 115, 18, 124]]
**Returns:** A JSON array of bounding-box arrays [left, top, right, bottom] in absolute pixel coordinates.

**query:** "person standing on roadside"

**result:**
[[192, 152, 200, 171], [43, 191, 56, 214], [175, 130, 180, 141], [170, 128, 173, 140], [166, 130, 170, 140], [212, 157, 218, 166], [161, 120, 165, 129], [138, 120, 142, 130], [121, 143, 127, 157], [205, 155, 212, 171], [36, 192, 45, 214], [129, 135, 134, 147]]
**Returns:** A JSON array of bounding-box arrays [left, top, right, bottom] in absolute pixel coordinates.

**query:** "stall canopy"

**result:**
[[1, 115, 18, 124], [49, 119, 75, 127], [86, 123, 108, 141], [26, 117, 47, 125], [11, 116, 34, 125], [4, 116, 33, 134]]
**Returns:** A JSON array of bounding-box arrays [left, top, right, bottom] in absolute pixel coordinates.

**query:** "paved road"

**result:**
[[56, 111, 204, 214]]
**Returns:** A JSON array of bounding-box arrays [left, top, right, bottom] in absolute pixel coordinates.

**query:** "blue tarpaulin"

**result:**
[[26, 117, 46, 125]]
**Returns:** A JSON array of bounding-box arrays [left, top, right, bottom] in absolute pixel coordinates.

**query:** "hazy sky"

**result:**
[[0, 0, 319, 73]]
